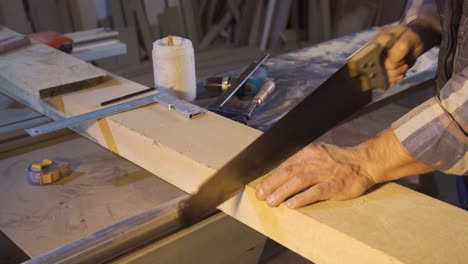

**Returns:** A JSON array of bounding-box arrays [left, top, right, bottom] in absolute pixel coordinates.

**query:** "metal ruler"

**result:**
[[26, 93, 206, 137]]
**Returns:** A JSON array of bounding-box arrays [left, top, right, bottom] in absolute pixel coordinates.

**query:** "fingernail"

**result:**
[[266, 195, 275, 206], [285, 200, 294, 208], [257, 188, 265, 199]]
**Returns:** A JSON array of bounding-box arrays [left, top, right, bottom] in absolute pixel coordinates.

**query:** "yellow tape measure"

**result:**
[[26, 159, 70, 185]]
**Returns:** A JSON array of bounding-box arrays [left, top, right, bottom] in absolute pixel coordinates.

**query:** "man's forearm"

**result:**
[[353, 127, 434, 183]]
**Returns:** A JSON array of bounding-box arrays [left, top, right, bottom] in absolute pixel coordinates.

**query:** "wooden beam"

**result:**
[[134, 0, 155, 57], [75, 0, 98, 30], [259, 0, 276, 51], [268, 0, 292, 51], [1, 27, 467, 263], [110, 0, 126, 28], [180, 0, 201, 47], [199, 10, 234, 49], [248, 0, 264, 48], [121, 0, 136, 28], [234, 0, 257, 45], [68, 0, 84, 31]]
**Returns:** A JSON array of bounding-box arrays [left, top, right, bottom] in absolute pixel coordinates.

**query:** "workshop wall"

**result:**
[[0, 0, 406, 83]]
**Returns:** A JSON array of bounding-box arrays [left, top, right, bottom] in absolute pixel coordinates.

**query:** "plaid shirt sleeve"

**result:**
[[392, 67, 468, 175], [401, 0, 441, 32]]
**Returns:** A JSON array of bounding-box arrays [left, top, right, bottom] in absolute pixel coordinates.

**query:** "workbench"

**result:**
[[0, 93, 266, 263], [1, 25, 467, 264]]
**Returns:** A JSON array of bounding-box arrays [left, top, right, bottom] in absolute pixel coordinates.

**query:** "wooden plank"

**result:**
[[1, 27, 467, 264], [259, 0, 276, 51], [0, 29, 107, 99], [179, 0, 200, 47], [248, 0, 264, 48], [205, 0, 217, 34], [115, 27, 141, 65], [110, 0, 126, 28], [75, 0, 98, 30], [68, 0, 84, 31], [234, 0, 257, 45], [227, 0, 241, 24], [134, 0, 155, 57], [121, 0, 136, 28], [199, 7, 235, 49], [268, 0, 292, 50]]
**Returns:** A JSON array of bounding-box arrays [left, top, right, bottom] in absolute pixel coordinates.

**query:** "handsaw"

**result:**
[[181, 25, 408, 225]]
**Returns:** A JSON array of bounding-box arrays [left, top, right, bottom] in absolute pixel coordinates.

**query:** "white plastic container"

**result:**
[[152, 36, 197, 101]]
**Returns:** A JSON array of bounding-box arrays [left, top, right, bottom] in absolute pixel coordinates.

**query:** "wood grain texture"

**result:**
[[1, 27, 467, 263], [0, 135, 185, 257], [0, 28, 107, 99]]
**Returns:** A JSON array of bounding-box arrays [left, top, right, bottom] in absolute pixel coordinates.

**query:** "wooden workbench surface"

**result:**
[[0, 96, 185, 257], [1, 26, 467, 263]]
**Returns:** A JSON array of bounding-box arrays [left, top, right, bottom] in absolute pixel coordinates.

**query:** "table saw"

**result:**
[[1, 25, 467, 264]]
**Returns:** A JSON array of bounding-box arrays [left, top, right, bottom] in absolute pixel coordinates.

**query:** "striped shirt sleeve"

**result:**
[[392, 67, 468, 175], [401, 0, 441, 32]]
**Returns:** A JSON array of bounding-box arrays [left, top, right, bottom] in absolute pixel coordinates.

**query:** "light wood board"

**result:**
[[0, 28, 107, 100], [1, 27, 467, 263]]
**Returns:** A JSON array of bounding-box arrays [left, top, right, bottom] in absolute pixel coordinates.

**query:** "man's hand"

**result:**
[[256, 144, 375, 209], [256, 128, 434, 208], [377, 21, 440, 85]]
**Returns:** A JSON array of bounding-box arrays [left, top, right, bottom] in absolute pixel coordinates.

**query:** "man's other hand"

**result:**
[[376, 21, 440, 85], [378, 25, 425, 84]]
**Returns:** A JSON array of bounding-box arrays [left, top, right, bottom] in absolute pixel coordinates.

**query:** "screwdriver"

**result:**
[[246, 79, 276, 115]]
